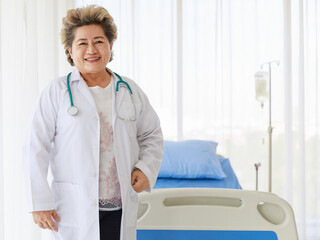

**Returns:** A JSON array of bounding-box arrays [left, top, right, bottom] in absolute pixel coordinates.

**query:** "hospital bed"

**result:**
[[137, 188, 299, 240]]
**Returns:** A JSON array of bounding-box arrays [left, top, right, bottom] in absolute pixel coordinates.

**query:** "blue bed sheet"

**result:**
[[137, 230, 278, 240], [154, 157, 241, 189]]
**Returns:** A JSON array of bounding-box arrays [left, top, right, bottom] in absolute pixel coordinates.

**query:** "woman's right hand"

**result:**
[[32, 210, 60, 232]]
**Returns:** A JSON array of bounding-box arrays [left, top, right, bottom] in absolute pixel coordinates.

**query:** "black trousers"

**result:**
[[99, 209, 122, 240]]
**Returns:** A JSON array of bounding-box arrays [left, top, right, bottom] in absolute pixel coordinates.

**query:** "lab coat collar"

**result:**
[[69, 67, 118, 118], [69, 67, 117, 83], [69, 67, 82, 82]]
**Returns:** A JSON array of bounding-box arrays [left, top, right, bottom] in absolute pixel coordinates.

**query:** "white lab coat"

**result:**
[[22, 68, 163, 240]]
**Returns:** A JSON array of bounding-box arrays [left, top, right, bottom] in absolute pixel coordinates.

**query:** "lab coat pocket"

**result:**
[[117, 100, 136, 121], [52, 181, 80, 228]]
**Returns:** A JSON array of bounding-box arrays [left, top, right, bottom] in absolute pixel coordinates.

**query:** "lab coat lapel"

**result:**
[[112, 76, 126, 125], [70, 68, 98, 115], [111, 77, 117, 127], [77, 78, 98, 115]]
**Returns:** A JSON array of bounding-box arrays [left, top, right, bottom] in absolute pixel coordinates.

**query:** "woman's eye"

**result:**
[[95, 41, 104, 44], [79, 42, 86, 46]]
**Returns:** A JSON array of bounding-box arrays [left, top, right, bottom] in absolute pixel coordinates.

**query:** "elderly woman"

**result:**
[[22, 5, 163, 240]]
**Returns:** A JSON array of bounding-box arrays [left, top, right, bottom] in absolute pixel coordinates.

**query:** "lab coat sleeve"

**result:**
[[22, 80, 60, 213], [134, 85, 163, 191]]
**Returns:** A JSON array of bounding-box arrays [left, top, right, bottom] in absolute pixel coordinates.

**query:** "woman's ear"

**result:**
[[68, 47, 73, 58], [110, 42, 113, 50]]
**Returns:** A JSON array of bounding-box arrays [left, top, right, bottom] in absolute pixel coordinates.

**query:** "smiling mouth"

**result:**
[[85, 57, 101, 61]]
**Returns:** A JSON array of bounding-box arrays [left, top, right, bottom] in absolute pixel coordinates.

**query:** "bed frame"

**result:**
[[137, 188, 298, 240]]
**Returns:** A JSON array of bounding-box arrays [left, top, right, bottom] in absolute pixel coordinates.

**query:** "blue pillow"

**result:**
[[158, 140, 226, 180]]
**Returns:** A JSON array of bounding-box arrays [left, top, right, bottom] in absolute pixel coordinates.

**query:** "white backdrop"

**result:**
[[0, 0, 74, 240], [0, 0, 319, 239]]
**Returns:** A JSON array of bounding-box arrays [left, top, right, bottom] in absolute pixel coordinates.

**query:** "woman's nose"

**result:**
[[86, 43, 97, 54]]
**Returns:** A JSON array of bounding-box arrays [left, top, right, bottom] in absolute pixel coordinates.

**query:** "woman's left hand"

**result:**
[[131, 169, 150, 193]]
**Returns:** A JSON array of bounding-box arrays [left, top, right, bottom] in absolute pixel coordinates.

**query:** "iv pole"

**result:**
[[260, 60, 280, 192]]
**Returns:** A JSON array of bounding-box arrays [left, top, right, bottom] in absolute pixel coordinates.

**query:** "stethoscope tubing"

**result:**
[[66, 72, 74, 106], [113, 72, 133, 94], [66, 71, 133, 117]]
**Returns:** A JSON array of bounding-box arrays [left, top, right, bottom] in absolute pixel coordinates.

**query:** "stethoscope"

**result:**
[[66, 72, 136, 121]]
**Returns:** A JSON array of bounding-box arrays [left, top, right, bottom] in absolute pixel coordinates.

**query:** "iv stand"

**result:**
[[260, 60, 279, 192], [254, 163, 261, 191]]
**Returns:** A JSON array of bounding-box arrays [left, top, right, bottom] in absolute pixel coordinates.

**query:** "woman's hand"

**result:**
[[131, 169, 150, 193], [32, 210, 60, 232]]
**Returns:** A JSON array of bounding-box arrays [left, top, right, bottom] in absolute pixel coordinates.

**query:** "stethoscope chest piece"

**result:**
[[68, 106, 79, 116]]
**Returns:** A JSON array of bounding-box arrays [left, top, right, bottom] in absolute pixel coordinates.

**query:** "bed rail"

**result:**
[[137, 188, 298, 240]]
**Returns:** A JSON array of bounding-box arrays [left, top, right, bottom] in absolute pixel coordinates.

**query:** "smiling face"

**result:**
[[68, 24, 113, 76]]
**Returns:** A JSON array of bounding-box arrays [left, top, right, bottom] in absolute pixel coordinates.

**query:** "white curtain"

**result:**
[[76, 1, 319, 239], [0, 0, 319, 239], [288, 0, 320, 238], [0, 0, 74, 240]]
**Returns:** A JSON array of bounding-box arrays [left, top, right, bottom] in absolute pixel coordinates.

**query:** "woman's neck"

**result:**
[[81, 69, 111, 88]]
